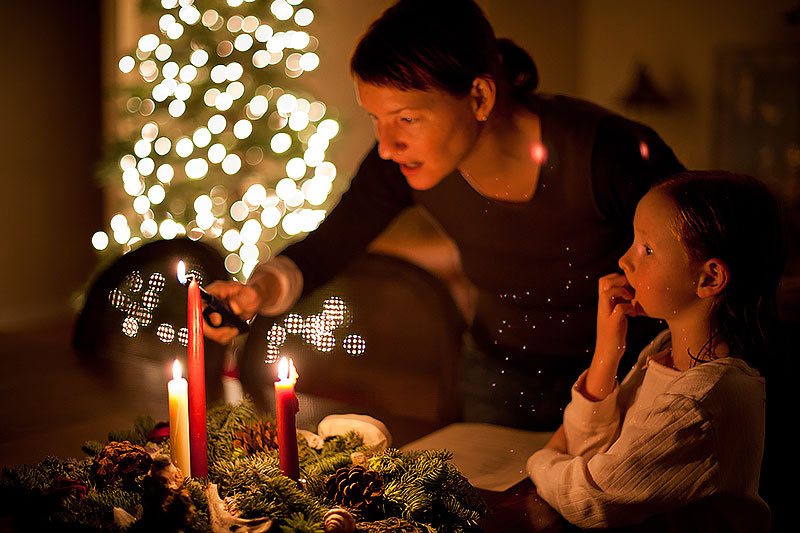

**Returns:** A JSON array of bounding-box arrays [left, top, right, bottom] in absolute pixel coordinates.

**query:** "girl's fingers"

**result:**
[[612, 301, 638, 318], [601, 287, 635, 314]]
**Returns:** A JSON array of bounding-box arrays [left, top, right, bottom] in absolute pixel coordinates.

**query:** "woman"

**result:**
[[206, 0, 684, 430]]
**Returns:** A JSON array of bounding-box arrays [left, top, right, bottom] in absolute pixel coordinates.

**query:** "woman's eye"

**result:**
[[644, 245, 653, 255]]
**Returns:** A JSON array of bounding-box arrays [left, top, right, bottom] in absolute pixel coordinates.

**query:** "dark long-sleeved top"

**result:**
[[282, 93, 684, 361]]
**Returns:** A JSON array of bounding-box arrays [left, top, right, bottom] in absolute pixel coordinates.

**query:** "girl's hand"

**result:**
[[595, 272, 639, 365], [203, 281, 262, 344], [580, 273, 641, 402]]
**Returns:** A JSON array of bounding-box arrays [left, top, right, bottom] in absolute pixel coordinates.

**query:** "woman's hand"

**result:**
[[203, 281, 262, 345], [580, 273, 641, 401]]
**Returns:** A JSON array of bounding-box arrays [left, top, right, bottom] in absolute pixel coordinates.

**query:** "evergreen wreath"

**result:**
[[0, 399, 487, 532]]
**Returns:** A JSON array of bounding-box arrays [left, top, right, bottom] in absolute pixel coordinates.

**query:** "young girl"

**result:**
[[527, 171, 783, 530]]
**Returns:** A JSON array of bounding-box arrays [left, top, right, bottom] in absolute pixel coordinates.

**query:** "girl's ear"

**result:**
[[697, 258, 729, 298], [470, 76, 497, 122]]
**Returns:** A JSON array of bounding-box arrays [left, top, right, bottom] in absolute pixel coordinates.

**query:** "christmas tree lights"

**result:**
[[94, 0, 338, 280]]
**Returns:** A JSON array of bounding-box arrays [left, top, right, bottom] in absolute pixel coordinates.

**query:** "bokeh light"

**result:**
[[96, 0, 341, 282]]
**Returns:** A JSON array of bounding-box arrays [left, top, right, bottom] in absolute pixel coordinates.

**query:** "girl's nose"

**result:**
[[618, 246, 633, 274]]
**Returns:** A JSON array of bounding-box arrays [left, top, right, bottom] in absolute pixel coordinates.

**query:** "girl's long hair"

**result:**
[[654, 171, 785, 371]]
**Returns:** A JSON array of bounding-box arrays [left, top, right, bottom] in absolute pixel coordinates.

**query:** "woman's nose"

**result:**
[[376, 125, 403, 160]]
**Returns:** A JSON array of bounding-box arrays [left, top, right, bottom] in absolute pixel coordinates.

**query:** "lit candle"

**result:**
[[178, 260, 207, 478], [274, 356, 300, 480], [167, 359, 191, 476]]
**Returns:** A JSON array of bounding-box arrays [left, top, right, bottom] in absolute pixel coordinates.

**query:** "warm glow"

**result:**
[[530, 142, 547, 164], [96, 0, 333, 267], [177, 260, 187, 284], [277, 356, 298, 382], [173, 359, 183, 380]]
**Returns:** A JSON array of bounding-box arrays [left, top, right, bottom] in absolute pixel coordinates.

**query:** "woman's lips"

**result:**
[[398, 162, 422, 176]]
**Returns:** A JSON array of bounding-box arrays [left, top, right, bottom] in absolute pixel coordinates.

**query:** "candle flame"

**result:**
[[277, 356, 298, 382], [177, 260, 187, 285], [173, 359, 183, 381]]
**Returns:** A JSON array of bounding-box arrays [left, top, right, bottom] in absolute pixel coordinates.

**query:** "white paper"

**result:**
[[401, 423, 553, 492]]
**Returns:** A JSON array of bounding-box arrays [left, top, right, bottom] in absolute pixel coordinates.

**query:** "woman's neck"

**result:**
[[458, 104, 542, 203]]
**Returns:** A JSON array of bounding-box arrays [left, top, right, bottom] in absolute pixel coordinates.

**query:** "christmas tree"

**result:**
[[93, 0, 339, 280]]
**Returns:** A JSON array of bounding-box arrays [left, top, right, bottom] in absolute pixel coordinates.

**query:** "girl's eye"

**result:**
[[644, 245, 653, 255]]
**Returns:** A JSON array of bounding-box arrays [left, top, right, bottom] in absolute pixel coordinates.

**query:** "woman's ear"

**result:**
[[471, 76, 496, 122], [697, 258, 729, 298]]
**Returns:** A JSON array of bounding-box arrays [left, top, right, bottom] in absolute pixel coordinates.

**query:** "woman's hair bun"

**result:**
[[497, 38, 539, 96]]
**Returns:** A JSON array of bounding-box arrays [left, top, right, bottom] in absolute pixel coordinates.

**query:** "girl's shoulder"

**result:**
[[668, 356, 765, 407]]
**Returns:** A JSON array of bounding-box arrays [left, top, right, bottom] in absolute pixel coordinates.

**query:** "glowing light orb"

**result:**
[[267, 324, 287, 346], [294, 8, 314, 26], [92, 231, 109, 250], [185, 158, 209, 179], [175, 137, 194, 157], [343, 334, 366, 356], [178, 327, 189, 346], [271, 0, 293, 21], [122, 316, 140, 337], [157, 323, 175, 343], [222, 229, 241, 251], [270, 132, 292, 153], [190, 49, 209, 67], [119, 56, 135, 73], [255, 24, 274, 42]]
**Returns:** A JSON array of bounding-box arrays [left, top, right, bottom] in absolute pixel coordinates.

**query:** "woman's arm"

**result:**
[[281, 144, 413, 295], [203, 145, 412, 344]]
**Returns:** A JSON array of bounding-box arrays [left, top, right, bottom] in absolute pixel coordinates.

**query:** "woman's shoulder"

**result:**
[[525, 92, 615, 122]]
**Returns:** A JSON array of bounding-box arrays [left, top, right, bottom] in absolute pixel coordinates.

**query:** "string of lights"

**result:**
[[93, 0, 339, 281]]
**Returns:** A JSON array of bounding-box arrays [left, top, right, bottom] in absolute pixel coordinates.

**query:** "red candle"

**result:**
[[275, 356, 300, 480], [178, 261, 207, 478]]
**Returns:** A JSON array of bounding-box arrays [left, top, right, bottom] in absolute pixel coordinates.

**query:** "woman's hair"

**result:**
[[350, 0, 538, 101], [653, 171, 785, 370]]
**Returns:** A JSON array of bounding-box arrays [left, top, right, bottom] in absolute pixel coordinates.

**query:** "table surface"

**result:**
[[478, 479, 576, 532], [0, 317, 577, 532]]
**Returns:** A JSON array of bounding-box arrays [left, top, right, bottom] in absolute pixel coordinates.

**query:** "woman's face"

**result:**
[[355, 78, 481, 190]]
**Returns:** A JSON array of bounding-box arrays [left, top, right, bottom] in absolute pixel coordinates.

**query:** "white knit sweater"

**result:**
[[526, 330, 769, 530]]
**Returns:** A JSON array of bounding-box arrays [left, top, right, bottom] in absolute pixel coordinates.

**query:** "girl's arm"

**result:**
[[581, 272, 637, 401], [544, 273, 640, 458], [528, 394, 715, 529]]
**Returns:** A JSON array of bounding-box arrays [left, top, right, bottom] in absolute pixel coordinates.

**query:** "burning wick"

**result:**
[[177, 260, 251, 333]]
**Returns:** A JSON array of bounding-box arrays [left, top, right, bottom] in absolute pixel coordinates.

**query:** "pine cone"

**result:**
[[91, 441, 152, 489], [140, 455, 194, 532], [232, 419, 280, 455], [324, 465, 385, 518]]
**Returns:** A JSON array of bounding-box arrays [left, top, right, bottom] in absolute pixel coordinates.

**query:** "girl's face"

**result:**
[[355, 79, 481, 190], [618, 189, 704, 321]]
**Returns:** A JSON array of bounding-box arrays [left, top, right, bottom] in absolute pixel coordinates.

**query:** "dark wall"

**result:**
[[0, 2, 104, 328]]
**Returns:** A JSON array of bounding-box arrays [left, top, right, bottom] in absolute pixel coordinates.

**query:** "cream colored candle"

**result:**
[[168, 359, 191, 476]]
